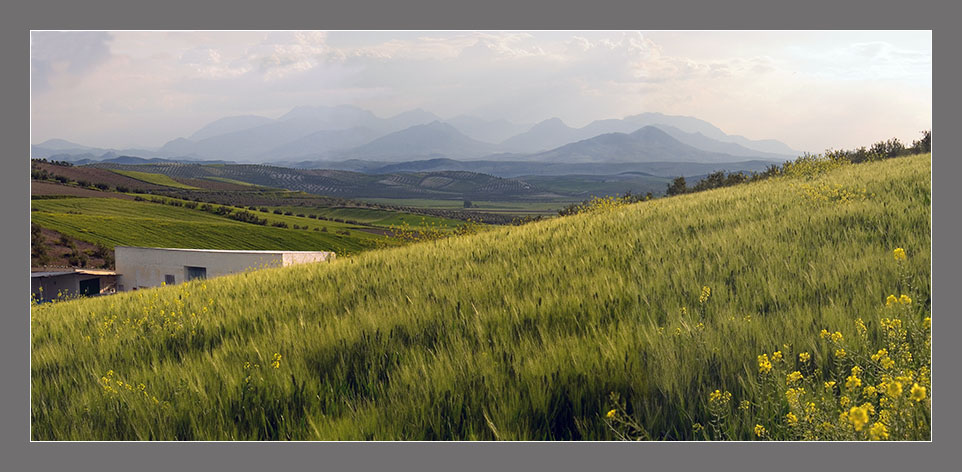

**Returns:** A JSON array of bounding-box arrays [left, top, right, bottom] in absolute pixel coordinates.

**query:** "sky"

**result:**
[[30, 30, 932, 153]]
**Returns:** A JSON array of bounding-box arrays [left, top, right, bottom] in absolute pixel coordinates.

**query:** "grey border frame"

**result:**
[[5, 0, 955, 470]]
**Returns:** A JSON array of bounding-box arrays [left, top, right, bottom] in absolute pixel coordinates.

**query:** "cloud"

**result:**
[[31, 31, 113, 92], [29, 31, 931, 151]]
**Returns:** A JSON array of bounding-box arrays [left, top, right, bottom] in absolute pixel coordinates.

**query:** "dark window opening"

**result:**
[[79, 278, 100, 296], [185, 266, 207, 281], [165, 274, 175, 285]]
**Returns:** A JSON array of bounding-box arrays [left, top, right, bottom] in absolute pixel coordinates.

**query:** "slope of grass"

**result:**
[[267, 205, 467, 228], [30, 198, 387, 255], [31, 154, 931, 440], [110, 169, 201, 190]]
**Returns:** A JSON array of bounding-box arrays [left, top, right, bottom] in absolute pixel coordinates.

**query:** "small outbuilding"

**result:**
[[31, 269, 119, 302], [114, 246, 335, 291]]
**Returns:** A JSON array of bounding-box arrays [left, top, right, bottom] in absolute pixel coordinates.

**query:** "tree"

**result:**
[[666, 176, 688, 196], [31, 224, 51, 266], [912, 130, 931, 154]]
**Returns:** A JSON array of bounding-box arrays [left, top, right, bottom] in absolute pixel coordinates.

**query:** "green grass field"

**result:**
[[110, 170, 201, 190], [266, 205, 466, 228], [31, 154, 931, 440], [200, 176, 266, 188], [359, 198, 570, 215], [31, 198, 389, 255]]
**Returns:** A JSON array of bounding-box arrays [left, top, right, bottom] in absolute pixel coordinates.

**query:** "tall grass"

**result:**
[[31, 154, 931, 440]]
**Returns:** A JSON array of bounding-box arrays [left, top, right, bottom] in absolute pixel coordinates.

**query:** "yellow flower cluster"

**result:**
[[786, 371, 803, 385], [893, 248, 906, 261], [606, 409, 617, 419], [99, 369, 160, 404], [786, 412, 799, 426], [848, 405, 871, 431], [699, 286, 711, 304], [910, 384, 926, 402], [794, 182, 869, 205], [691, 248, 929, 441], [757, 354, 772, 374], [708, 389, 731, 404], [271, 352, 282, 369], [885, 294, 912, 306], [869, 422, 889, 440]]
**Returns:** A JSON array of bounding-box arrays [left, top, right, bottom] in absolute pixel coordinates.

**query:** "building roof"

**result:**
[[114, 246, 333, 255], [31, 269, 119, 278]]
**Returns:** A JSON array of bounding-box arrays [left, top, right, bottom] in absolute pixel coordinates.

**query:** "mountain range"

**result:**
[[32, 105, 802, 167]]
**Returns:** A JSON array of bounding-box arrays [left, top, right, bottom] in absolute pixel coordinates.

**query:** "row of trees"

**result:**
[[666, 131, 931, 197]]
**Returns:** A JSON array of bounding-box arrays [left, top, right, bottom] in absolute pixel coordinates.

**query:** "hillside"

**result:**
[[526, 126, 762, 164], [89, 162, 552, 201], [30, 197, 388, 256], [31, 154, 931, 440]]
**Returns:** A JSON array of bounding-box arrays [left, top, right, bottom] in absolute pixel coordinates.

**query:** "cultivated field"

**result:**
[[30, 154, 931, 440], [30, 197, 389, 255]]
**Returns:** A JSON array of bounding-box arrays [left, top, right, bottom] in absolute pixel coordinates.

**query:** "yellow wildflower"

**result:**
[[772, 351, 783, 362], [840, 396, 850, 408], [606, 409, 617, 419], [830, 331, 844, 343], [835, 348, 846, 359], [863, 386, 877, 400], [709, 389, 732, 405], [849, 406, 870, 431], [786, 371, 803, 385], [871, 349, 888, 362], [758, 354, 772, 374], [886, 381, 903, 398], [739, 400, 751, 411], [824, 381, 837, 390], [855, 318, 867, 336], [893, 248, 906, 261], [885, 295, 898, 307], [899, 294, 912, 305], [869, 422, 889, 440], [798, 352, 810, 363], [845, 375, 862, 390], [924, 317, 931, 329], [699, 286, 711, 304], [910, 383, 926, 402], [754, 424, 767, 437], [786, 412, 799, 425]]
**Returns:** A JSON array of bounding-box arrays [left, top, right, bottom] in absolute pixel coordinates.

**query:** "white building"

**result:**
[[114, 246, 335, 291]]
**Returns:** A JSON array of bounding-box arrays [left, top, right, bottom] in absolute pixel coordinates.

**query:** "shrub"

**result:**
[[666, 176, 688, 196]]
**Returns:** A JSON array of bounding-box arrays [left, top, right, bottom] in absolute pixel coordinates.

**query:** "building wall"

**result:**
[[282, 252, 335, 266], [115, 247, 334, 291], [31, 274, 78, 301], [31, 274, 118, 302]]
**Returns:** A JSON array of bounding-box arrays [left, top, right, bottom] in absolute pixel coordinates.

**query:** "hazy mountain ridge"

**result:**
[[34, 105, 801, 165]]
